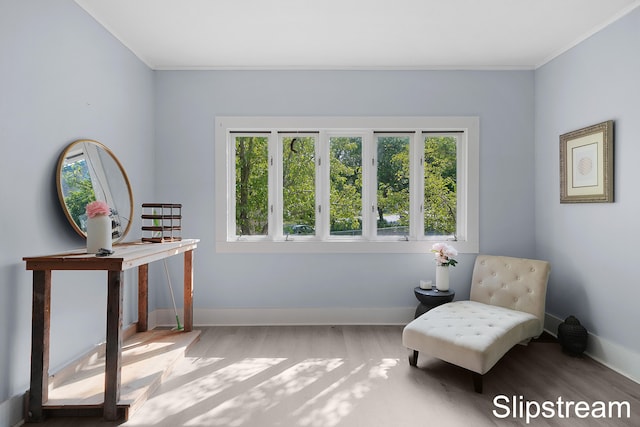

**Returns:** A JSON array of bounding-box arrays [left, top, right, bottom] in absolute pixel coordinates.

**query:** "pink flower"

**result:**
[[431, 243, 458, 267], [86, 200, 111, 218]]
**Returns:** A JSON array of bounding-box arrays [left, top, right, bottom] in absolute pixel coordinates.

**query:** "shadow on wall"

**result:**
[[548, 272, 592, 333]]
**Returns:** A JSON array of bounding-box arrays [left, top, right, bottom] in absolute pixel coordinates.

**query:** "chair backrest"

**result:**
[[470, 255, 550, 323]]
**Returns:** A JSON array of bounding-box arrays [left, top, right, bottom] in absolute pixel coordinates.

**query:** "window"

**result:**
[[234, 135, 269, 236], [216, 117, 479, 253], [329, 136, 362, 237], [376, 134, 411, 238], [423, 135, 457, 237], [282, 134, 316, 237]]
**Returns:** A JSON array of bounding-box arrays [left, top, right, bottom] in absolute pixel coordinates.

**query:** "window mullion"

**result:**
[[228, 132, 237, 238], [410, 131, 423, 239], [362, 130, 375, 239], [316, 130, 329, 239], [456, 133, 466, 241], [269, 131, 282, 239]]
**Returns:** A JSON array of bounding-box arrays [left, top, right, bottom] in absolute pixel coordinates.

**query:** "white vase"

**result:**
[[87, 214, 112, 254], [436, 265, 450, 291]]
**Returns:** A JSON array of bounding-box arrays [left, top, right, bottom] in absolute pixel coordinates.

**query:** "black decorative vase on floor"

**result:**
[[557, 315, 588, 356]]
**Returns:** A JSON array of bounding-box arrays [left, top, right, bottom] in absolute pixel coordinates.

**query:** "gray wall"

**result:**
[[154, 70, 536, 312], [0, 0, 155, 422], [535, 7, 640, 356]]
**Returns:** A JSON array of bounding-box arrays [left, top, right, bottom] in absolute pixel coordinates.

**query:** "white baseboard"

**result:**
[[152, 307, 416, 327], [545, 313, 640, 384], [0, 393, 24, 427]]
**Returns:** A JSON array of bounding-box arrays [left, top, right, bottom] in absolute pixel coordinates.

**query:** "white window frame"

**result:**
[[215, 116, 479, 254]]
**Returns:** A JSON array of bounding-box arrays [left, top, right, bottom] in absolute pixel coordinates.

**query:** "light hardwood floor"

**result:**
[[36, 326, 639, 426]]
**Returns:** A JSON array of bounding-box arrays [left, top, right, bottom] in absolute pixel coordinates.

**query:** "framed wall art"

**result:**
[[559, 120, 614, 203]]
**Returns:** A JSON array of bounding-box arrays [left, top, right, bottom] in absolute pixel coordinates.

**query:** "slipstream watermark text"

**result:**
[[493, 395, 631, 424]]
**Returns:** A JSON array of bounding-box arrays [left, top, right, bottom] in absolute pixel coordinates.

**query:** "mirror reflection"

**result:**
[[56, 139, 133, 243]]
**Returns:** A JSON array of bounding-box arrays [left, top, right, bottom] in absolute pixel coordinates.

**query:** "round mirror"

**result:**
[[56, 139, 134, 243]]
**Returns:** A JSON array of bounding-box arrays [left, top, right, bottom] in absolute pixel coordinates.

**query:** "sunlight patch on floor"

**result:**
[[125, 357, 286, 425], [369, 358, 397, 379], [167, 356, 225, 377], [296, 359, 399, 427], [185, 358, 344, 426], [124, 339, 175, 356]]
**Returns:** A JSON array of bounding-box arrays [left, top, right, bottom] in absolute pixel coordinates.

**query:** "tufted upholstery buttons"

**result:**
[[469, 255, 549, 319]]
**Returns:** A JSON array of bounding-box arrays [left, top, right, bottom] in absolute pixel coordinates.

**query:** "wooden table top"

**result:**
[[23, 239, 199, 271]]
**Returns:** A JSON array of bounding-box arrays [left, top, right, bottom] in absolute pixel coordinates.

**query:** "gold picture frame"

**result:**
[[560, 120, 614, 203]]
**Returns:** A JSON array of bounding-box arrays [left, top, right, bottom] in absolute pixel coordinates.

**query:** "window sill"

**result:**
[[216, 239, 478, 254]]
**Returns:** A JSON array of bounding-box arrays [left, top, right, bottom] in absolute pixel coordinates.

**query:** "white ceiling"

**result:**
[[75, 0, 640, 70]]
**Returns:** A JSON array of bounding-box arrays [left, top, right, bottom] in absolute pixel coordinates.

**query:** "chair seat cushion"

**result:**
[[402, 300, 541, 374]]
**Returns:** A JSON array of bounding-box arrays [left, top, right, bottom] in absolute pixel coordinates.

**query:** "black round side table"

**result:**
[[413, 287, 455, 318]]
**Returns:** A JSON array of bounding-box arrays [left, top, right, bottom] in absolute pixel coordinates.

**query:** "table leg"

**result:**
[[137, 264, 149, 332], [104, 270, 123, 421], [27, 270, 51, 422], [183, 250, 194, 332]]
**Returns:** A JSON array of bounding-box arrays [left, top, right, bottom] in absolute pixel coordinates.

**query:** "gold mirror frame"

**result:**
[[56, 139, 134, 243]]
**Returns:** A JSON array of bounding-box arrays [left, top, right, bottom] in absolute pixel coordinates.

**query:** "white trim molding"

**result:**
[[153, 307, 415, 327], [0, 395, 24, 427]]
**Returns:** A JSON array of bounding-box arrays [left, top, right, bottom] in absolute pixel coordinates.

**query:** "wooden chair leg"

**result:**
[[409, 350, 419, 367], [472, 372, 483, 393]]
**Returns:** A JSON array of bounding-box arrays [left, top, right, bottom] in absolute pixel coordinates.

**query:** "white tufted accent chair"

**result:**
[[402, 255, 550, 392]]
